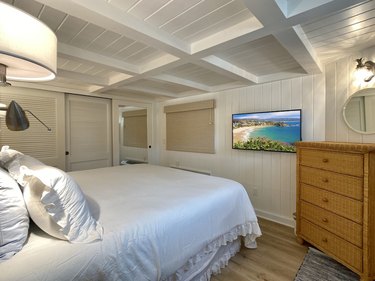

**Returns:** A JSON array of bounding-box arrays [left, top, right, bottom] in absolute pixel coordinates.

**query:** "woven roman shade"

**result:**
[[164, 100, 215, 154], [122, 109, 147, 148]]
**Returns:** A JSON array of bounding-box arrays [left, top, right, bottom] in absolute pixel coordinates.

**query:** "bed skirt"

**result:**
[[166, 222, 259, 281]]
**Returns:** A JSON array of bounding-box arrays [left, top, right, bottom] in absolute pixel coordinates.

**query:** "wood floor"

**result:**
[[212, 218, 307, 281]]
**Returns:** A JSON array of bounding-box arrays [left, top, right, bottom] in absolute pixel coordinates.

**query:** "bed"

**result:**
[[0, 163, 261, 281]]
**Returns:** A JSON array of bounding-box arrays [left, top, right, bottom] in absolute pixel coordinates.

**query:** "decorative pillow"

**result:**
[[0, 146, 44, 182], [1, 146, 103, 243], [0, 168, 29, 261], [20, 165, 103, 243], [22, 173, 66, 240]]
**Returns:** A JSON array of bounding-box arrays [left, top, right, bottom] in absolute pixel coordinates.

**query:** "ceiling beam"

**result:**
[[199, 56, 258, 84], [274, 25, 322, 74], [58, 43, 139, 75], [151, 74, 211, 92], [36, 0, 190, 56], [117, 85, 180, 98], [57, 69, 109, 86]]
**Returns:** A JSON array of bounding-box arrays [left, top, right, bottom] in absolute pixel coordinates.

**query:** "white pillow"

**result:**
[[0, 146, 44, 182], [21, 166, 103, 243], [0, 168, 29, 261], [1, 146, 103, 243], [22, 174, 66, 240]]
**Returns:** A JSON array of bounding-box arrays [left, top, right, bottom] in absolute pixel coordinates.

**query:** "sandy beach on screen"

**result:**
[[233, 126, 255, 143], [233, 125, 272, 143]]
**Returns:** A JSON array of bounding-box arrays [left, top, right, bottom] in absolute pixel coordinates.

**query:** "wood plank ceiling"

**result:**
[[3, 0, 375, 101]]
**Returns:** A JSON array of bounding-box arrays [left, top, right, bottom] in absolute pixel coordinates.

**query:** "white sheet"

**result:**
[[0, 164, 261, 281]]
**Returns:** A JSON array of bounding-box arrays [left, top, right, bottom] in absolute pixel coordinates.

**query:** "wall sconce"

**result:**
[[355, 58, 375, 82], [0, 100, 51, 131], [0, 2, 57, 86]]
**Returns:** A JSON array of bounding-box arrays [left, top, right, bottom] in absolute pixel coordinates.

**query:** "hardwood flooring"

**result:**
[[212, 218, 307, 281]]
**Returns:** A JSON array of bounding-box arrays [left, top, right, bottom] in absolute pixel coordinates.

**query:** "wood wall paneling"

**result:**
[[157, 73, 325, 226]]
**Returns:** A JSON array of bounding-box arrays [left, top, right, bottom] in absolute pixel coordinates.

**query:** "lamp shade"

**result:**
[[5, 101, 29, 131], [0, 2, 57, 82]]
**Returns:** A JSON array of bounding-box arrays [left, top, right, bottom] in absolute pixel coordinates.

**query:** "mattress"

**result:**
[[0, 164, 261, 281]]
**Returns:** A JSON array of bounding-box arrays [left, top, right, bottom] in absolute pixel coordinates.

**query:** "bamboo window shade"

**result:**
[[164, 100, 215, 154], [122, 109, 147, 148]]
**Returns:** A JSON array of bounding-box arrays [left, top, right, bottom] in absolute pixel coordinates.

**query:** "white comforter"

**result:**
[[0, 164, 261, 281]]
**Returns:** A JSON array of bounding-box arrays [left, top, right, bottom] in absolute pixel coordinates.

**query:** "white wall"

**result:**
[[326, 46, 375, 142], [155, 74, 325, 226]]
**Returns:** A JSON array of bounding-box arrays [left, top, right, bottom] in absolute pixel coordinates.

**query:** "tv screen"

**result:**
[[232, 109, 302, 153]]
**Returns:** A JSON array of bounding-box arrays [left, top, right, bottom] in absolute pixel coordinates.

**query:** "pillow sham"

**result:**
[[21, 166, 103, 243], [22, 173, 66, 240], [0, 168, 29, 261], [1, 146, 103, 243], [0, 146, 44, 182]]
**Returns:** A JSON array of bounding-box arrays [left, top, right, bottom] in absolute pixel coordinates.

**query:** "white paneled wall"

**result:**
[[156, 74, 325, 226], [326, 46, 375, 143]]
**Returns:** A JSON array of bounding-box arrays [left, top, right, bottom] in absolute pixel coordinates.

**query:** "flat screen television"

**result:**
[[232, 109, 302, 153]]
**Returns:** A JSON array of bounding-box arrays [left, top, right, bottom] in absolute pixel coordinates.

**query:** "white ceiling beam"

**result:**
[[191, 18, 263, 55], [58, 43, 139, 75], [91, 59, 187, 94], [151, 74, 211, 92], [210, 82, 250, 93], [57, 69, 109, 86], [118, 85, 180, 98], [199, 56, 258, 84], [242, 0, 286, 26], [194, 0, 365, 59], [11, 81, 91, 96], [36, 0, 190, 56], [274, 25, 322, 74], [257, 72, 308, 84]]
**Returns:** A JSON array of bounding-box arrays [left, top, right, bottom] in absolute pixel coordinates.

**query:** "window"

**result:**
[[164, 100, 215, 154]]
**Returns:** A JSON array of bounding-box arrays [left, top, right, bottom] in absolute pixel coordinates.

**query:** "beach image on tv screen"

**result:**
[[232, 110, 301, 152]]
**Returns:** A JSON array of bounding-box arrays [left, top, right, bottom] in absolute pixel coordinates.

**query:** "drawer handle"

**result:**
[[322, 158, 329, 163], [322, 218, 328, 223], [322, 197, 329, 203], [322, 238, 328, 243], [322, 178, 329, 183]]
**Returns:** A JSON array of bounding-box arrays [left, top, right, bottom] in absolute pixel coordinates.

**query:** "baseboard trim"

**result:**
[[255, 209, 295, 228]]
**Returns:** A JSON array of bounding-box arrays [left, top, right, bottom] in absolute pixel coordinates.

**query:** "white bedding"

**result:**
[[0, 164, 261, 281]]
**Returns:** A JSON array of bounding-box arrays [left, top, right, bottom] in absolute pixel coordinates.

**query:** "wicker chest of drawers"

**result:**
[[296, 142, 375, 281]]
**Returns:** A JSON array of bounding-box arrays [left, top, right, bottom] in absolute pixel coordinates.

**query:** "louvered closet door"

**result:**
[[66, 94, 112, 171], [0, 87, 66, 170]]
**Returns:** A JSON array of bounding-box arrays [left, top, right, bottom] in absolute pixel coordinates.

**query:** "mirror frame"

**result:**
[[343, 87, 375, 134]]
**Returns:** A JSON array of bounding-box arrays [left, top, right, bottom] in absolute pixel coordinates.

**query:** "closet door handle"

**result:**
[[65, 151, 70, 156], [322, 158, 329, 163], [322, 178, 329, 183], [322, 197, 329, 203]]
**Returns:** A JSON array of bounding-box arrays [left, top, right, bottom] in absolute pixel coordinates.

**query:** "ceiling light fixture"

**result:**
[[355, 58, 375, 82], [0, 2, 57, 86]]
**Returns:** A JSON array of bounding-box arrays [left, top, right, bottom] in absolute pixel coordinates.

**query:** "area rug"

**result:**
[[294, 247, 359, 281]]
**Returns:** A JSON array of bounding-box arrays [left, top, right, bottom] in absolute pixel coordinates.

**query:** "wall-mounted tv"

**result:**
[[232, 109, 302, 153]]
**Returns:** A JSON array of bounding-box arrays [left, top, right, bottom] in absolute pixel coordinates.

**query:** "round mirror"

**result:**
[[343, 88, 375, 134]]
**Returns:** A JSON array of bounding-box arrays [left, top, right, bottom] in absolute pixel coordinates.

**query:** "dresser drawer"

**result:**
[[300, 201, 362, 247], [299, 166, 363, 200], [301, 184, 363, 224], [299, 149, 363, 177], [300, 219, 362, 272]]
